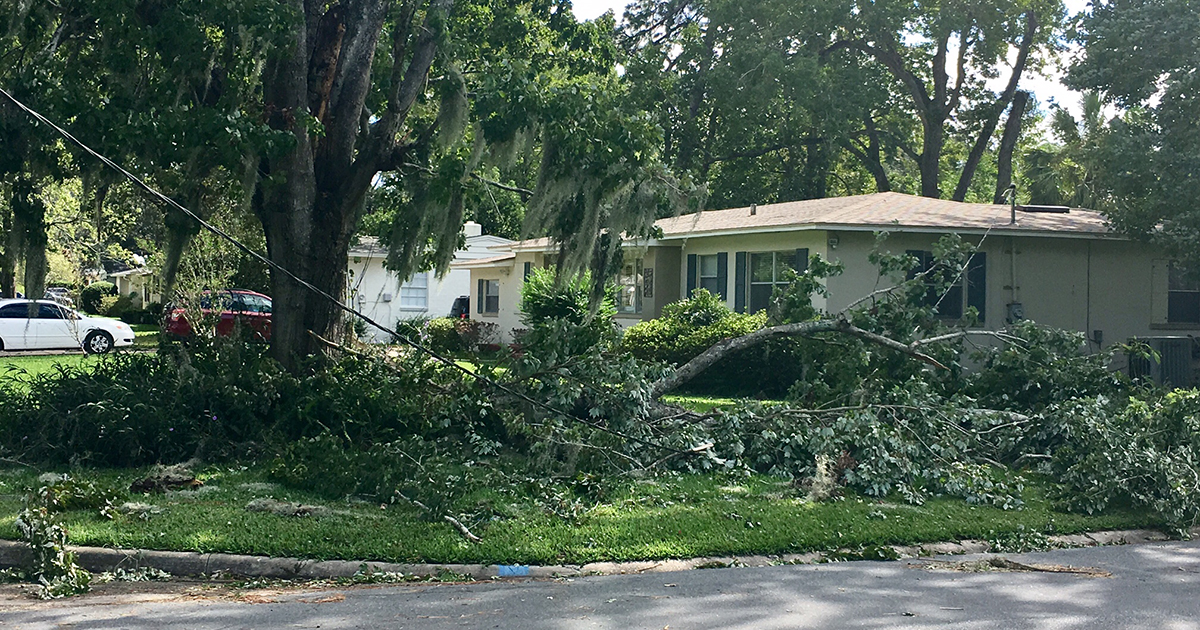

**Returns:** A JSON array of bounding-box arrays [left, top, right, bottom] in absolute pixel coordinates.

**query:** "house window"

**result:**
[[748, 251, 795, 313], [698, 255, 721, 294], [616, 259, 643, 314], [478, 279, 500, 314], [1168, 263, 1200, 324], [907, 250, 987, 323], [399, 272, 428, 310]]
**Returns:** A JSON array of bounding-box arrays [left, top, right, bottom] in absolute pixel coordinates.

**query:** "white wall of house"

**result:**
[[348, 222, 512, 342]]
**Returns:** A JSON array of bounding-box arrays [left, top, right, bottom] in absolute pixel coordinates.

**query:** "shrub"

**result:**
[[0, 338, 470, 468], [79, 281, 116, 314], [623, 289, 763, 366], [623, 290, 784, 394], [519, 267, 617, 354], [101, 294, 135, 318], [424, 317, 464, 354]]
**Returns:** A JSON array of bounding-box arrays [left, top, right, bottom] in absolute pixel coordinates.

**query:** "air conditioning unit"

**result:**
[[1128, 337, 1199, 388]]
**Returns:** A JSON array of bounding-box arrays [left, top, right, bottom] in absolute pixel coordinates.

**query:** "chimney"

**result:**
[[750, 203, 757, 216], [462, 221, 483, 238]]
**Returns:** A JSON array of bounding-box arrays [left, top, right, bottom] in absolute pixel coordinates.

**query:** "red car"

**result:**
[[164, 290, 273, 341]]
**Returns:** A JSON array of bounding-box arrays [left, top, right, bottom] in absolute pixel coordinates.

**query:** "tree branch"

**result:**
[[650, 318, 948, 397]]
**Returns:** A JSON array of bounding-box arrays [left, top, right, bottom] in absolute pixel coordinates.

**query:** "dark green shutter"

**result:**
[[477, 279, 484, 314], [734, 252, 748, 313], [523, 261, 532, 280], [967, 252, 987, 323], [686, 254, 697, 297], [716, 252, 728, 301], [794, 248, 809, 273]]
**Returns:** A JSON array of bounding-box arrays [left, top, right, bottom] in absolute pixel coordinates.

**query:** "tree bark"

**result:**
[[650, 318, 948, 397], [993, 90, 1030, 204], [256, 0, 451, 370], [952, 12, 1038, 202], [0, 200, 14, 299], [11, 175, 47, 300]]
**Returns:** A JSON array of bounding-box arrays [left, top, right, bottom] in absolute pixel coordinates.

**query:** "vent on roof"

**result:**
[[1017, 205, 1071, 214], [750, 203, 757, 216]]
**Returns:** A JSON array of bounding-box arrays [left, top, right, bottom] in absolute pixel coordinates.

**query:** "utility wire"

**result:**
[[0, 86, 684, 455]]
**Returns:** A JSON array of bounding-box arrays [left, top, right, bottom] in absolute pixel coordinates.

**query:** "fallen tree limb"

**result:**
[[650, 318, 948, 397], [395, 490, 483, 544]]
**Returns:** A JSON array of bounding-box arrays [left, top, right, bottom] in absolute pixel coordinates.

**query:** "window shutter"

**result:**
[[967, 252, 987, 323], [794, 248, 809, 273], [477, 279, 484, 314], [734, 252, 747, 313], [523, 261, 532, 280], [716, 252, 728, 301], [1151, 259, 1169, 324], [686, 254, 697, 298]]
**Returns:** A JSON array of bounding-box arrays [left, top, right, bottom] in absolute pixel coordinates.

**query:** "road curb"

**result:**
[[1, 526, 1193, 582]]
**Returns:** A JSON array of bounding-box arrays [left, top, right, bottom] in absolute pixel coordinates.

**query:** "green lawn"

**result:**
[[0, 353, 97, 380], [0, 465, 1161, 566]]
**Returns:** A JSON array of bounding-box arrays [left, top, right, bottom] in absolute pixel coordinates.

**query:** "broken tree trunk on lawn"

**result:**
[[649, 318, 949, 398]]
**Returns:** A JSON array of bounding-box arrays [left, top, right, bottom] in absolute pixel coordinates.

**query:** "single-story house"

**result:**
[[348, 221, 513, 342], [454, 192, 1200, 380], [108, 268, 161, 308]]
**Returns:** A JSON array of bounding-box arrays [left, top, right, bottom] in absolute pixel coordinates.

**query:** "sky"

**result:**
[[570, 0, 1091, 117]]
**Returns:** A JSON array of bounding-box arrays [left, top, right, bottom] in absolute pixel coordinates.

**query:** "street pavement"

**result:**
[[3, 540, 1199, 629]]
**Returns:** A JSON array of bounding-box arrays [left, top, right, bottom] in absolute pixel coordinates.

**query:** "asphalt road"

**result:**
[[3, 541, 1199, 629]]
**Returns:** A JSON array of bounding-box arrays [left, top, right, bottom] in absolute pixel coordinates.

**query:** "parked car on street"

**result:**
[[164, 290, 273, 341], [44, 287, 74, 308], [0, 299, 134, 354]]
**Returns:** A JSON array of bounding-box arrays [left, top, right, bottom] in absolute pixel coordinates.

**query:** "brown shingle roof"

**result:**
[[654, 192, 1109, 239]]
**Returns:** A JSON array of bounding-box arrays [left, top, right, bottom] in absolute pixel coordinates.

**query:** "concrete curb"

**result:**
[[0, 527, 1191, 582]]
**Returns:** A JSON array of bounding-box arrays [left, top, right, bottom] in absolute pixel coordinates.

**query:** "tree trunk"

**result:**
[[255, 0, 450, 371], [953, 12, 1038, 202], [919, 120, 944, 198], [12, 176, 47, 300], [993, 90, 1030, 204], [0, 202, 14, 299]]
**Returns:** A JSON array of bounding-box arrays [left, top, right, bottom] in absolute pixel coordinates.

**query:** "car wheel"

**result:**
[[0, 337, 5, 351], [83, 331, 114, 355]]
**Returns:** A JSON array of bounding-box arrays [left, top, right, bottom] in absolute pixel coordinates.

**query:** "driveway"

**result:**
[[2, 541, 1198, 629]]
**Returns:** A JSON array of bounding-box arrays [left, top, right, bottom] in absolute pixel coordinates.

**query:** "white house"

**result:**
[[347, 221, 513, 341], [108, 268, 161, 308], [454, 192, 1200, 384]]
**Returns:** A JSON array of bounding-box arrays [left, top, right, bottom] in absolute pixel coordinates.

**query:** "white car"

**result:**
[[0, 299, 135, 354]]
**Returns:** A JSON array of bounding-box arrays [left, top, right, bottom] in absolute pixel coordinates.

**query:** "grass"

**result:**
[[0, 354, 98, 380], [0, 465, 1162, 566]]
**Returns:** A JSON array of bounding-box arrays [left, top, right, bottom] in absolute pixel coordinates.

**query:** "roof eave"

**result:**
[[656, 222, 1116, 241]]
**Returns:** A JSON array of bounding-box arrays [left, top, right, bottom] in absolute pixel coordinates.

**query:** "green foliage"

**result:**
[[79, 281, 115, 314], [623, 289, 764, 366], [11, 475, 96, 599], [965, 321, 1127, 412], [519, 267, 617, 354], [1067, 0, 1200, 269], [0, 339, 468, 467], [423, 317, 465, 354], [701, 382, 1024, 508], [1052, 390, 1200, 530]]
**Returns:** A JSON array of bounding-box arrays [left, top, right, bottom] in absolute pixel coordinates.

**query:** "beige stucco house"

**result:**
[[453, 192, 1200, 368]]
